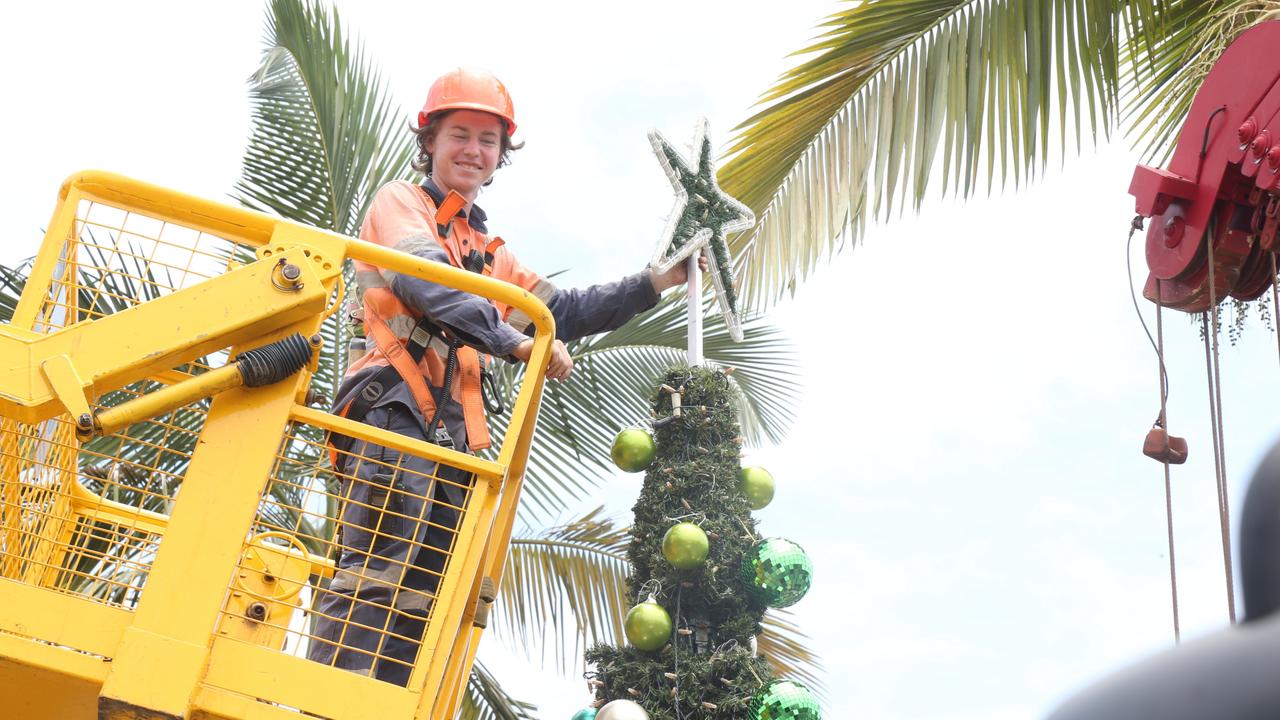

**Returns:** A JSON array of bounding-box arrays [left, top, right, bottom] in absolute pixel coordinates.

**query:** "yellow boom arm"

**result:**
[[0, 171, 552, 720]]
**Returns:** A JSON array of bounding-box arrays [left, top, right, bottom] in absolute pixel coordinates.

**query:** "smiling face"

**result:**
[[425, 110, 505, 202]]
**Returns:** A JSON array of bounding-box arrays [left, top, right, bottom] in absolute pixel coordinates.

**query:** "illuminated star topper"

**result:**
[[649, 118, 755, 342]]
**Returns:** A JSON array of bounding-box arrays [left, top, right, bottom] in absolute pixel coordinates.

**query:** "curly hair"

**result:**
[[410, 110, 523, 186]]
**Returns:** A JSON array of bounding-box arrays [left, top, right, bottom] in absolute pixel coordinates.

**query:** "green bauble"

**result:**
[[741, 538, 812, 608], [571, 709, 598, 720], [750, 679, 822, 720], [661, 522, 709, 570], [623, 599, 672, 651], [737, 466, 775, 509], [611, 428, 656, 473]]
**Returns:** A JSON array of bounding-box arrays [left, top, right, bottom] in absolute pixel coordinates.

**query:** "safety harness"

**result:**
[[331, 184, 508, 459]]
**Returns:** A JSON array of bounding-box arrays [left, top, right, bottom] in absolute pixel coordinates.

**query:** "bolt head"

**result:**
[[281, 263, 302, 282], [247, 602, 268, 621], [1240, 118, 1259, 144]]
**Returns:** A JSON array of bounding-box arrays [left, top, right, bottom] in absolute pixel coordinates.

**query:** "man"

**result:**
[[308, 67, 701, 684]]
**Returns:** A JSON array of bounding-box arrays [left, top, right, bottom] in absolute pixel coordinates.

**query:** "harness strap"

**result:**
[[365, 304, 438, 420], [333, 185, 506, 456], [330, 309, 448, 461]]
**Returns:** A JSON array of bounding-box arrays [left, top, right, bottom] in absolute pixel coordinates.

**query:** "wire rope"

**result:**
[[1205, 231, 1237, 623]]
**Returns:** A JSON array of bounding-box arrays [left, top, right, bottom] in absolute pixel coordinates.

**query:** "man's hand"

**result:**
[[649, 251, 710, 293], [512, 338, 574, 381]]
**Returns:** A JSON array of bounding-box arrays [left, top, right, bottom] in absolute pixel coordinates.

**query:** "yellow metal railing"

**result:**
[[0, 171, 552, 720]]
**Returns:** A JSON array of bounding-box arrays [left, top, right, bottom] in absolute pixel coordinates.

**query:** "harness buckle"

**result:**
[[431, 426, 455, 449], [360, 380, 384, 403]]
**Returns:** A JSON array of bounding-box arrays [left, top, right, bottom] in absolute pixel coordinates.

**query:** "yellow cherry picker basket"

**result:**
[[0, 171, 553, 720]]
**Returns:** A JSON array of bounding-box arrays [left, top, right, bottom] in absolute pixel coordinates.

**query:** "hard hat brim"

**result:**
[[419, 103, 517, 136]]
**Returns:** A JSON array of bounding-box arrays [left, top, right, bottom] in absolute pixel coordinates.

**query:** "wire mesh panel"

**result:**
[[213, 414, 495, 692], [0, 173, 549, 720], [0, 414, 167, 609], [30, 197, 255, 334], [0, 191, 249, 611]]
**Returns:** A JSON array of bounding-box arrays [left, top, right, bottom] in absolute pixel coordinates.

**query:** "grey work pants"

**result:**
[[307, 402, 472, 686]]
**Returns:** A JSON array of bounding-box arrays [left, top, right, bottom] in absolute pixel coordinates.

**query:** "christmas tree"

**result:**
[[575, 121, 819, 720], [582, 366, 817, 720]]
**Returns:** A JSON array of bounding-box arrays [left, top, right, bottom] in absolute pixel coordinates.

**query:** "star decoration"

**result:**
[[649, 118, 755, 342]]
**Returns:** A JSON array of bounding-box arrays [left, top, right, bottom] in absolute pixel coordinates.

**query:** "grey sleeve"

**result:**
[[384, 243, 527, 357], [539, 270, 661, 342]]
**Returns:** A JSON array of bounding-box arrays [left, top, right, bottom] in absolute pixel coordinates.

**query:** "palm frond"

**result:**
[[1122, 0, 1280, 164], [459, 660, 539, 720], [491, 508, 827, 693], [235, 0, 414, 235], [719, 0, 1170, 309], [487, 295, 798, 524], [493, 507, 632, 673], [759, 610, 827, 698], [0, 258, 32, 323]]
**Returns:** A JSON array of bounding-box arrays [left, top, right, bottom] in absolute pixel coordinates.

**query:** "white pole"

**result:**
[[686, 253, 703, 366]]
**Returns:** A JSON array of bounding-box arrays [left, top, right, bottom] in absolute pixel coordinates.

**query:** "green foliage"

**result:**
[[1123, 1, 1280, 164], [495, 508, 631, 672], [237, 0, 414, 235], [717, 0, 1181, 309], [626, 368, 766, 643], [586, 644, 773, 720], [587, 366, 822, 717], [484, 294, 799, 523], [459, 660, 539, 720]]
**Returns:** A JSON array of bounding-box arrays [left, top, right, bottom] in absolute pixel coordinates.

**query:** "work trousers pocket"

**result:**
[[363, 471, 402, 554]]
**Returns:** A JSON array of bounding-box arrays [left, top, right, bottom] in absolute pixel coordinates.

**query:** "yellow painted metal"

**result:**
[[92, 362, 244, 439], [291, 404, 505, 479], [0, 248, 333, 425], [0, 630, 106, 719], [0, 580, 131, 657], [97, 329, 319, 717], [200, 641, 419, 719], [0, 171, 553, 720], [217, 533, 317, 650], [39, 354, 94, 429]]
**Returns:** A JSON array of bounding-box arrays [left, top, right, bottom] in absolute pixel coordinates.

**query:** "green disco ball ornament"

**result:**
[[742, 538, 812, 608], [750, 679, 821, 720], [661, 522, 709, 570], [737, 466, 775, 510], [623, 598, 672, 651], [611, 428, 655, 473], [571, 708, 598, 720]]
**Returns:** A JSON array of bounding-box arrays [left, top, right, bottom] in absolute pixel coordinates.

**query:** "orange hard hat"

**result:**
[[418, 68, 517, 136]]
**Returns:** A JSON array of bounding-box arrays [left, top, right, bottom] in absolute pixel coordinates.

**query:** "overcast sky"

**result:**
[[5, 2, 1279, 719]]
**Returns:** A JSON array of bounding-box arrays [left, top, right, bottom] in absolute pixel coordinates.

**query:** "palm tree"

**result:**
[[718, 0, 1262, 312], [230, 0, 820, 715]]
